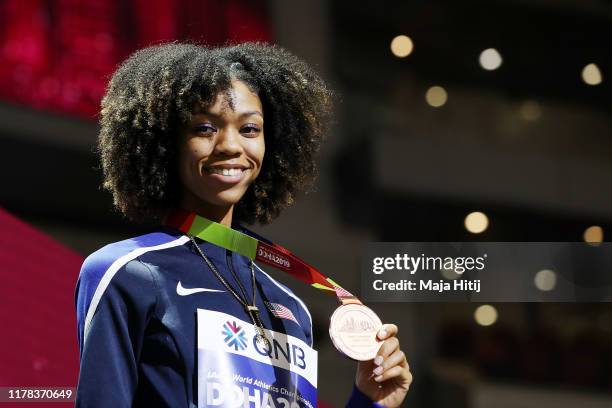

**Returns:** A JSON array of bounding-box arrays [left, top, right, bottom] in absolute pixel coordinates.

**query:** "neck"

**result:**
[[180, 197, 234, 227]]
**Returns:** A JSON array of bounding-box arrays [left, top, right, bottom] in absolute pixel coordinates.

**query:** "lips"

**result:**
[[202, 163, 250, 183], [207, 167, 244, 176]]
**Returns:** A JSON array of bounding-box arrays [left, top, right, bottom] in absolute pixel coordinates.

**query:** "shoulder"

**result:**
[[75, 230, 189, 345], [79, 230, 189, 283], [77, 229, 190, 308]]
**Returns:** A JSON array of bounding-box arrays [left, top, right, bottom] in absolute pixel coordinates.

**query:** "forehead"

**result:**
[[193, 80, 262, 116]]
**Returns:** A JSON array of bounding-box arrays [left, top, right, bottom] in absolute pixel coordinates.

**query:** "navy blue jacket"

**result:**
[[74, 227, 380, 407]]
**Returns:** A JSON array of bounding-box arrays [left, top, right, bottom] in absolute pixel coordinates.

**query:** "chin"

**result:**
[[202, 192, 246, 208]]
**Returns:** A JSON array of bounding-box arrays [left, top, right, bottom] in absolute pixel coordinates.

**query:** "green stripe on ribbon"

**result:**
[[312, 283, 335, 291], [188, 216, 258, 259], [326, 277, 342, 289]]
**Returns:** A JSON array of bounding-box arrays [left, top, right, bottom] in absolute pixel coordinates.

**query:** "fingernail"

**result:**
[[374, 375, 383, 382], [374, 355, 384, 366], [373, 366, 383, 376], [378, 328, 387, 338]]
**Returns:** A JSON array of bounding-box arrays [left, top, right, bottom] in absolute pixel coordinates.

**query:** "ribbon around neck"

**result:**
[[165, 209, 359, 304]]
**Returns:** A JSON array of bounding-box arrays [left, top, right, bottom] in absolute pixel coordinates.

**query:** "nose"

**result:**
[[214, 128, 242, 156]]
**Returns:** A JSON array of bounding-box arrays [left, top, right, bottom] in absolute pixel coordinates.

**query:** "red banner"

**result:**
[[0, 0, 271, 119]]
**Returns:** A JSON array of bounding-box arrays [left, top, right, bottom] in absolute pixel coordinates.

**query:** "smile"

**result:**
[[202, 164, 250, 184], [206, 167, 245, 176]]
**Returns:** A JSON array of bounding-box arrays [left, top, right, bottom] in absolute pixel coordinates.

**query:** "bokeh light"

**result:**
[[390, 35, 414, 58], [582, 63, 602, 85], [425, 86, 448, 107], [534, 269, 557, 291], [441, 266, 461, 280], [474, 305, 498, 326], [479, 48, 503, 70], [583, 225, 604, 244], [464, 211, 489, 234]]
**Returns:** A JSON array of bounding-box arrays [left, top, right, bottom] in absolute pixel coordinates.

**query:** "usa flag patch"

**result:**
[[265, 301, 299, 325]]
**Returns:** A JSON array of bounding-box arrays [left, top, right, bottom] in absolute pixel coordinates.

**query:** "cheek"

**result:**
[[251, 143, 265, 180], [249, 138, 265, 165], [177, 146, 203, 185], [181, 140, 210, 166]]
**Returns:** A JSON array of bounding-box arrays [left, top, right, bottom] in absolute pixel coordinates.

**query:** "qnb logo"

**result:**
[[253, 336, 307, 370], [222, 321, 247, 351]]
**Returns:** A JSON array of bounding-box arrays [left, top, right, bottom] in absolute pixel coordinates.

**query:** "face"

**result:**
[[177, 80, 265, 216]]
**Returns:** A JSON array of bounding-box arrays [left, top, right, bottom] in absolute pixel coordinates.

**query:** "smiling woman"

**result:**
[[75, 42, 412, 408]]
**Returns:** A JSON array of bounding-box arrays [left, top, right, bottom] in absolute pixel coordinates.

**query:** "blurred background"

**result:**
[[1, 0, 611, 407]]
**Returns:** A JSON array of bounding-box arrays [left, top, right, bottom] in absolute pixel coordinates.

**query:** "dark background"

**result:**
[[1, 0, 611, 406]]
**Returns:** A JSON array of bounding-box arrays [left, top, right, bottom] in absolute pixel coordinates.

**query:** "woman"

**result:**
[[75, 42, 412, 407]]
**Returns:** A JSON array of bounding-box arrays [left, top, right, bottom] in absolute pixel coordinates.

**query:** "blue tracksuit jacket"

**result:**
[[74, 226, 381, 407]]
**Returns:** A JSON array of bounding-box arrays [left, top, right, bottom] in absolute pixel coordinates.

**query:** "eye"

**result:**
[[192, 123, 217, 135], [240, 124, 261, 136]]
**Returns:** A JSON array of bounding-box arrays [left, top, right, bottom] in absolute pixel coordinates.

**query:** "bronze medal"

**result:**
[[329, 303, 383, 361]]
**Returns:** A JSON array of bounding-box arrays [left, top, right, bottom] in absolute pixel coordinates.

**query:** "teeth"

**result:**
[[209, 168, 243, 176]]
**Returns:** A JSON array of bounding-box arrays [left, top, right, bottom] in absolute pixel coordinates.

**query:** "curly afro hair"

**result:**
[[98, 42, 333, 225]]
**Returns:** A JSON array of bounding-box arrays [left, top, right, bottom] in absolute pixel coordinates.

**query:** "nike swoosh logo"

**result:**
[[176, 281, 224, 296]]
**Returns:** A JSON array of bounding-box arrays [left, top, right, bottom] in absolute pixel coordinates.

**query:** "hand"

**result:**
[[355, 324, 412, 407]]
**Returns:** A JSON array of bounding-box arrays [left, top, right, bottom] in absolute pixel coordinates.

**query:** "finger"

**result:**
[[377, 323, 398, 340], [373, 337, 399, 365], [372, 349, 405, 377], [374, 365, 412, 383]]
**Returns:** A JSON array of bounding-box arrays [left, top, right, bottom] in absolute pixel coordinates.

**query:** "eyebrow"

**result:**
[[192, 110, 263, 119]]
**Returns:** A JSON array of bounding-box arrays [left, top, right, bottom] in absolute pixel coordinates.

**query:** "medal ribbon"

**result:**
[[165, 209, 359, 304]]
